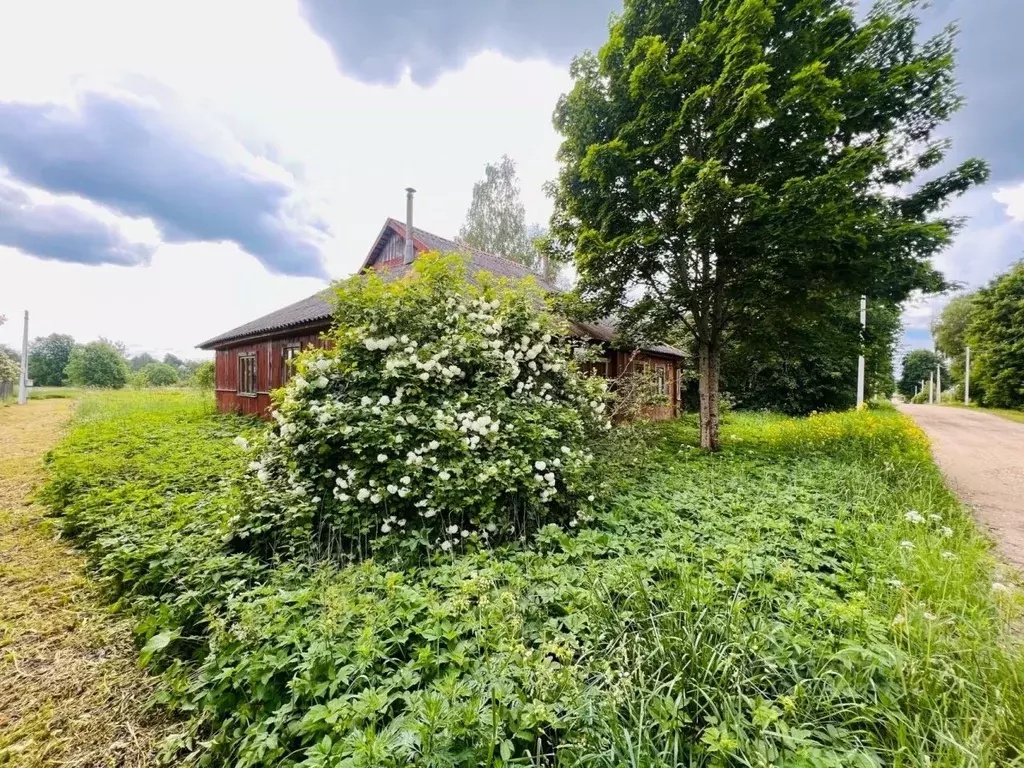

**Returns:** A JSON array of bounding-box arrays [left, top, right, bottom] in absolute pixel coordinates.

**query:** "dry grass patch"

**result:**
[[0, 399, 170, 767]]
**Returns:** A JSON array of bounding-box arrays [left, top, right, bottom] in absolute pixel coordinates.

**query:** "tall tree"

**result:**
[[550, 0, 986, 448], [966, 262, 1024, 409], [28, 333, 75, 386], [459, 155, 532, 266], [898, 349, 947, 399], [723, 295, 901, 414], [932, 293, 976, 386], [130, 352, 157, 371], [64, 340, 130, 388]]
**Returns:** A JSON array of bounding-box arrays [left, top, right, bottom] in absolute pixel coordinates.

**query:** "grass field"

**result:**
[[32, 391, 1024, 766]]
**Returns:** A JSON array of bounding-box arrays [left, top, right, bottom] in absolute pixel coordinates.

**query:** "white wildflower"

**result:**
[[941, 526, 953, 538], [378, 395, 391, 406], [377, 453, 389, 463], [357, 488, 371, 502], [900, 540, 915, 550], [904, 510, 925, 524], [401, 476, 411, 485], [233, 436, 249, 451], [370, 493, 382, 504], [441, 540, 452, 552], [447, 524, 459, 534], [535, 460, 547, 471], [381, 523, 392, 533]]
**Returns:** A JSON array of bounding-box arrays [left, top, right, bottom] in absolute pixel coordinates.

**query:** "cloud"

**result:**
[[296, 0, 619, 85], [0, 90, 328, 277], [0, 178, 154, 266]]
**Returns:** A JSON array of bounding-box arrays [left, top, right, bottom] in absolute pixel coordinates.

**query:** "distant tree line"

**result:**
[[926, 262, 1024, 409], [21, 333, 214, 389]]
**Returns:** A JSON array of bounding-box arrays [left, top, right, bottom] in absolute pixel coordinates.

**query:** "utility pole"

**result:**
[[856, 295, 866, 408], [18, 310, 28, 404], [936, 363, 942, 404], [929, 372, 935, 404], [964, 346, 971, 405]]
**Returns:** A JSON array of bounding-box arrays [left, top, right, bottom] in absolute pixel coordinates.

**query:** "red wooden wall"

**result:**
[[214, 331, 329, 416], [215, 330, 682, 421]]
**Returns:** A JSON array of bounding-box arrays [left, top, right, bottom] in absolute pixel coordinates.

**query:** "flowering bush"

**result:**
[[232, 254, 609, 560]]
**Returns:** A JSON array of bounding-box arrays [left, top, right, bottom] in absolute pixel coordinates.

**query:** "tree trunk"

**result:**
[[698, 341, 720, 451]]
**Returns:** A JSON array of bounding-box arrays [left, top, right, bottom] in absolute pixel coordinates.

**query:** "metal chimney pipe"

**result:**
[[403, 187, 416, 264]]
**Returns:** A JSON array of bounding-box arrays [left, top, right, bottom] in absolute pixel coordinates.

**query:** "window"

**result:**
[[653, 363, 669, 395], [582, 357, 609, 378], [281, 344, 301, 386], [238, 354, 257, 396]]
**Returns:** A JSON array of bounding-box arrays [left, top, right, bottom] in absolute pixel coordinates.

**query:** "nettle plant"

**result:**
[[231, 254, 609, 561]]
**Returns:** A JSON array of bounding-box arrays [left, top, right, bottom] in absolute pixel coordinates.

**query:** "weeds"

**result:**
[[39, 392, 1024, 766]]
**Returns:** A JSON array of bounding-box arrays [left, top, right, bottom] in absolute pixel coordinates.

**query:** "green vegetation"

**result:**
[[898, 350, 948, 401], [965, 262, 1024, 410], [550, 0, 986, 449], [134, 361, 181, 387], [64, 339, 131, 388], [236, 254, 608, 561], [41, 390, 1024, 766], [191, 359, 215, 389], [27, 333, 74, 386]]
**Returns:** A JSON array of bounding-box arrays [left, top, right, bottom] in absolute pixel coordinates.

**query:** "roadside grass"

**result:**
[[0, 398, 171, 767], [939, 401, 1024, 425], [38, 391, 1024, 766]]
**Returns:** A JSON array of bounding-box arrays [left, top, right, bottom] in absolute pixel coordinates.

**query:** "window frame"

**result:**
[[281, 344, 301, 386], [237, 353, 258, 397]]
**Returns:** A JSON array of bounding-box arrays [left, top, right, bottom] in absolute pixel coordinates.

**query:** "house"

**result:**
[[198, 194, 685, 418]]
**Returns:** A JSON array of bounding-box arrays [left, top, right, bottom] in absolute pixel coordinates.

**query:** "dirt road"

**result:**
[[0, 400, 166, 766], [901, 404, 1024, 571]]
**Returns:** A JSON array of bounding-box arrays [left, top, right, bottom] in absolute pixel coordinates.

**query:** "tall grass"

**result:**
[[39, 393, 1024, 767]]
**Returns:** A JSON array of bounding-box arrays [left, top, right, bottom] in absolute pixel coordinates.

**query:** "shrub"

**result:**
[[192, 360, 215, 389], [138, 361, 180, 387], [63, 340, 130, 388], [232, 254, 609, 561], [0, 347, 19, 383]]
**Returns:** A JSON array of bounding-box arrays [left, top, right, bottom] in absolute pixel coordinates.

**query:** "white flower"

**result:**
[[378, 395, 391, 406], [439, 470, 451, 481], [535, 460, 547, 471], [929, 514, 942, 522], [360, 396, 372, 406], [428, 440, 440, 450], [233, 436, 249, 451], [387, 484, 398, 494], [461, 529, 470, 538], [440, 541, 452, 551], [401, 476, 411, 485], [377, 453, 389, 463], [923, 611, 936, 621], [885, 578, 903, 588], [900, 540, 915, 550], [419, 372, 430, 381], [381, 523, 392, 533], [561, 446, 571, 455], [357, 488, 371, 502], [904, 511, 925, 524], [314, 375, 329, 389], [587, 495, 595, 502], [940, 551, 955, 560], [447, 524, 459, 534], [256, 469, 270, 483], [370, 493, 382, 504], [941, 526, 953, 538]]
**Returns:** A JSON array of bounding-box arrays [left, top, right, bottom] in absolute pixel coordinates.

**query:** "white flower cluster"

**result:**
[[232, 258, 608, 558]]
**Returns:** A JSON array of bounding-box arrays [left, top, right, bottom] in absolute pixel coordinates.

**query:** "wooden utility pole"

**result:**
[[964, 346, 971, 405], [17, 310, 28, 405], [936, 363, 942, 404]]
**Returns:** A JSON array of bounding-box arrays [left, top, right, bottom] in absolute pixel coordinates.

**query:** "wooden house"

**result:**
[[198, 202, 685, 418]]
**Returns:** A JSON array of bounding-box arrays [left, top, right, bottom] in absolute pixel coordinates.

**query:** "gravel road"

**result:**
[[900, 404, 1024, 571]]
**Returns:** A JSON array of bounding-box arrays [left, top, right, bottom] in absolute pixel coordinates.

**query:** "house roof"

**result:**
[[198, 218, 684, 358]]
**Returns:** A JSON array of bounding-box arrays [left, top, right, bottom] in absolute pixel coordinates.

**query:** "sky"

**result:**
[[0, 0, 1020, 364]]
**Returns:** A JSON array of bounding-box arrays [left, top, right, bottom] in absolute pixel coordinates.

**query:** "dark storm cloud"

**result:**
[[297, 0, 620, 85], [918, 0, 1024, 184], [0, 179, 154, 267], [0, 92, 327, 278]]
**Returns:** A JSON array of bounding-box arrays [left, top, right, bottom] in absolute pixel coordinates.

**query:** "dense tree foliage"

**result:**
[[129, 352, 157, 371], [64, 340, 130, 388], [966, 262, 1024, 409], [0, 344, 19, 383], [723, 296, 900, 413], [898, 349, 947, 399], [28, 333, 74, 386], [550, 0, 986, 448], [932, 293, 974, 388], [235, 254, 608, 561], [137, 362, 180, 387], [192, 360, 215, 389]]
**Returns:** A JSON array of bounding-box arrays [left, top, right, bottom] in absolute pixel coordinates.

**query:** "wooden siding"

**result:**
[[373, 230, 406, 269], [214, 329, 683, 422], [605, 349, 682, 421], [214, 331, 329, 416]]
